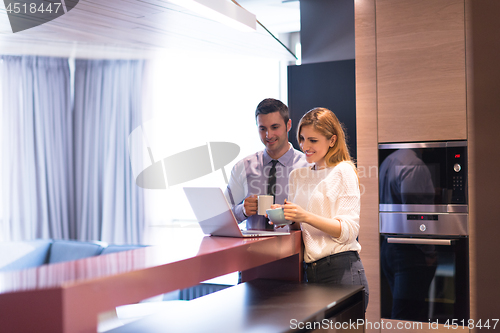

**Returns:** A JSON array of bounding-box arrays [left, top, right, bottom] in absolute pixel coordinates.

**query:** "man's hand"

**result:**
[[243, 194, 258, 217]]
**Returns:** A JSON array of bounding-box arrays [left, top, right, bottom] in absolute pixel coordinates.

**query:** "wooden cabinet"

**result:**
[[376, 0, 467, 142], [357, 0, 500, 329]]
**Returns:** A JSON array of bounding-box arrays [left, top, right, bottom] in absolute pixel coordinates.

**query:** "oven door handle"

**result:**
[[387, 238, 452, 246]]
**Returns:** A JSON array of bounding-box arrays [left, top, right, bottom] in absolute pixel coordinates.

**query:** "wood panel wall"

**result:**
[[465, 1, 500, 331], [464, 0, 476, 326], [376, 0, 467, 143], [354, 1, 380, 332], [355, 1, 482, 332], [355, 0, 500, 331]]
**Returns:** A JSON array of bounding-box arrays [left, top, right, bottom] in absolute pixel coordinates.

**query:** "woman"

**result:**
[[271, 107, 369, 310]]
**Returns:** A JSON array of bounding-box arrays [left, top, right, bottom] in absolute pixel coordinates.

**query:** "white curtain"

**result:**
[[73, 59, 145, 244], [0, 56, 145, 244], [0, 56, 73, 241]]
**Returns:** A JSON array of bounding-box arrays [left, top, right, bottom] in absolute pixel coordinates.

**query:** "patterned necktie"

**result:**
[[265, 160, 278, 230], [267, 160, 279, 197]]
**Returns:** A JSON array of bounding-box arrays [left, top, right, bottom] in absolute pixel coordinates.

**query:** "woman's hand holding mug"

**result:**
[[283, 200, 309, 223]]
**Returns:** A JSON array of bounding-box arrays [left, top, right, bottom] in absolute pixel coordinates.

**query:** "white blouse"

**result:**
[[288, 161, 361, 263]]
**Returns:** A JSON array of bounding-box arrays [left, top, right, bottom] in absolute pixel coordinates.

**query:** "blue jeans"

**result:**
[[304, 251, 369, 311]]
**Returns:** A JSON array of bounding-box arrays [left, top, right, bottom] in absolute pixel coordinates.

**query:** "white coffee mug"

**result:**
[[257, 195, 274, 215]]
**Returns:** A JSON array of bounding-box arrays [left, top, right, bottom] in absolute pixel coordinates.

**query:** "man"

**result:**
[[225, 98, 309, 230]]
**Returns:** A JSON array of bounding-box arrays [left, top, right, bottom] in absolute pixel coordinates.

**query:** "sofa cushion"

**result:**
[[48, 240, 104, 264], [0, 239, 53, 272], [100, 244, 147, 255]]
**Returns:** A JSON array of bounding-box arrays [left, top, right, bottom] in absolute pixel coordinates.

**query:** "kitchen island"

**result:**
[[108, 279, 365, 333], [0, 230, 302, 333]]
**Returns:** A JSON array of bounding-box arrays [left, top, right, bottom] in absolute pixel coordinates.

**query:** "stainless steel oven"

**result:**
[[379, 141, 469, 323]]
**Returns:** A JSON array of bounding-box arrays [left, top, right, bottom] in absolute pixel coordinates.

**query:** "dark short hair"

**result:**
[[255, 98, 290, 124]]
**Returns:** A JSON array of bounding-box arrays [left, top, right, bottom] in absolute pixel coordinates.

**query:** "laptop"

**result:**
[[183, 187, 290, 237]]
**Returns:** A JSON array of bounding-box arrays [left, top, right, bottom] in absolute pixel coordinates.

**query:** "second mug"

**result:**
[[257, 195, 274, 215]]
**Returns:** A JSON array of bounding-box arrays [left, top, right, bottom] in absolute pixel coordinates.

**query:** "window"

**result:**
[[142, 52, 283, 225], [0, 59, 3, 241]]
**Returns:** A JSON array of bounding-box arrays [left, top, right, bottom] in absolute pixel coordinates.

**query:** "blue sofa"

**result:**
[[0, 239, 146, 272]]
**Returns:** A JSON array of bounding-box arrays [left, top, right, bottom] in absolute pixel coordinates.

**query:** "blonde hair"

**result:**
[[297, 107, 356, 171]]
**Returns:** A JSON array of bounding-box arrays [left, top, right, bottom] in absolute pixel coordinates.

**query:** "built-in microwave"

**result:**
[[378, 141, 469, 323], [379, 141, 467, 213]]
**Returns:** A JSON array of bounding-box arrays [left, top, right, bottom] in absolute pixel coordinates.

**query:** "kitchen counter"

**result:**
[[0, 230, 302, 333], [107, 279, 365, 333]]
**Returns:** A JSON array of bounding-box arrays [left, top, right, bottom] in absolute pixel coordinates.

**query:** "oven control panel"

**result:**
[[407, 214, 438, 220], [379, 212, 468, 236], [449, 146, 467, 203]]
